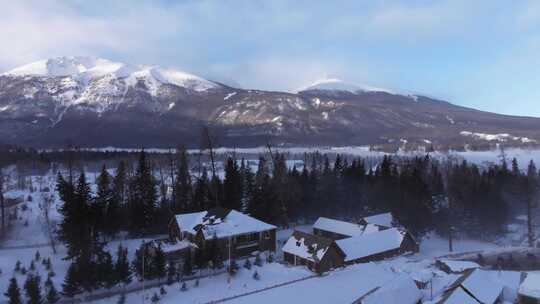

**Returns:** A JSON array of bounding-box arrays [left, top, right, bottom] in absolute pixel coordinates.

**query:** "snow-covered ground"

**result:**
[[57, 146, 540, 170]]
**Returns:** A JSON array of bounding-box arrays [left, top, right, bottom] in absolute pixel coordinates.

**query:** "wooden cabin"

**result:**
[[168, 207, 277, 259], [336, 227, 418, 265], [283, 230, 345, 274]]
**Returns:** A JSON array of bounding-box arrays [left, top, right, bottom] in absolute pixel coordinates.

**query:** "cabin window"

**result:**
[[263, 230, 271, 239]]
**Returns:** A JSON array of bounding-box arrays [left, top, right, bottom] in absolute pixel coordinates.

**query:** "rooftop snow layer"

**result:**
[[282, 231, 333, 262], [437, 259, 480, 273], [174, 209, 276, 239], [519, 273, 540, 299], [363, 212, 394, 228], [457, 270, 504, 304], [313, 217, 369, 237], [358, 273, 422, 304], [336, 228, 405, 262]]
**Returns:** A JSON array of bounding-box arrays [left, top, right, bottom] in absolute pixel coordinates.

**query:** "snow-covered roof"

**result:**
[[174, 208, 276, 239], [313, 217, 372, 237], [437, 259, 480, 273], [336, 228, 405, 262], [160, 240, 196, 254], [358, 274, 422, 304], [437, 269, 504, 304], [282, 231, 335, 262], [519, 273, 540, 299], [363, 212, 394, 228]]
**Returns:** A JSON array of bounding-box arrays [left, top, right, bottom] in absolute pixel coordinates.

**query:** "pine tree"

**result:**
[[114, 245, 132, 285], [128, 151, 157, 234], [24, 274, 42, 304], [239, 159, 254, 213], [97, 251, 115, 288], [526, 160, 538, 247], [96, 165, 118, 238], [62, 262, 81, 298], [152, 246, 167, 280], [173, 147, 192, 213], [223, 157, 242, 210], [193, 170, 211, 211], [4, 277, 22, 304], [44, 277, 60, 304], [112, 161, 127, 230], [132, 243, 151, 281]]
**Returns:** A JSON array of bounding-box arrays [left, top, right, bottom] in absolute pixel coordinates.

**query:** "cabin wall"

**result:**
[[284, 245, 344, 273], [200, 229, 276, 260]]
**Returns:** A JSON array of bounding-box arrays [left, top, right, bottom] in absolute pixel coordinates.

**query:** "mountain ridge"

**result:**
[[1, 56, 540, 149]]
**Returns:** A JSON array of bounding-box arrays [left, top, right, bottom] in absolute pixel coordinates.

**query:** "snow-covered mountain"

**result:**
[[2, 56, 221, 113], [1, 56, 540, 148], [298, 78, 393, 94], [298, 78, 419, 101]]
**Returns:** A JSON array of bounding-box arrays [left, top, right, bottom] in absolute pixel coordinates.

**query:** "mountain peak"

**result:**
[[2, 56, 220, 92], [297, 78, 395, 94]]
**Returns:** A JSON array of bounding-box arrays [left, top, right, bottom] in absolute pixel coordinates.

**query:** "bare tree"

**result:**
[[201, 126, 217, 179]]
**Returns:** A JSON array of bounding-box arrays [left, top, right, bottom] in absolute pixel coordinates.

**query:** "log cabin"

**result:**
[[168, 207, 277, 259]]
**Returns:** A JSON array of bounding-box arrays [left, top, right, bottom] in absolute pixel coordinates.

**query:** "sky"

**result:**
[[2, 0, 540, 116]]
